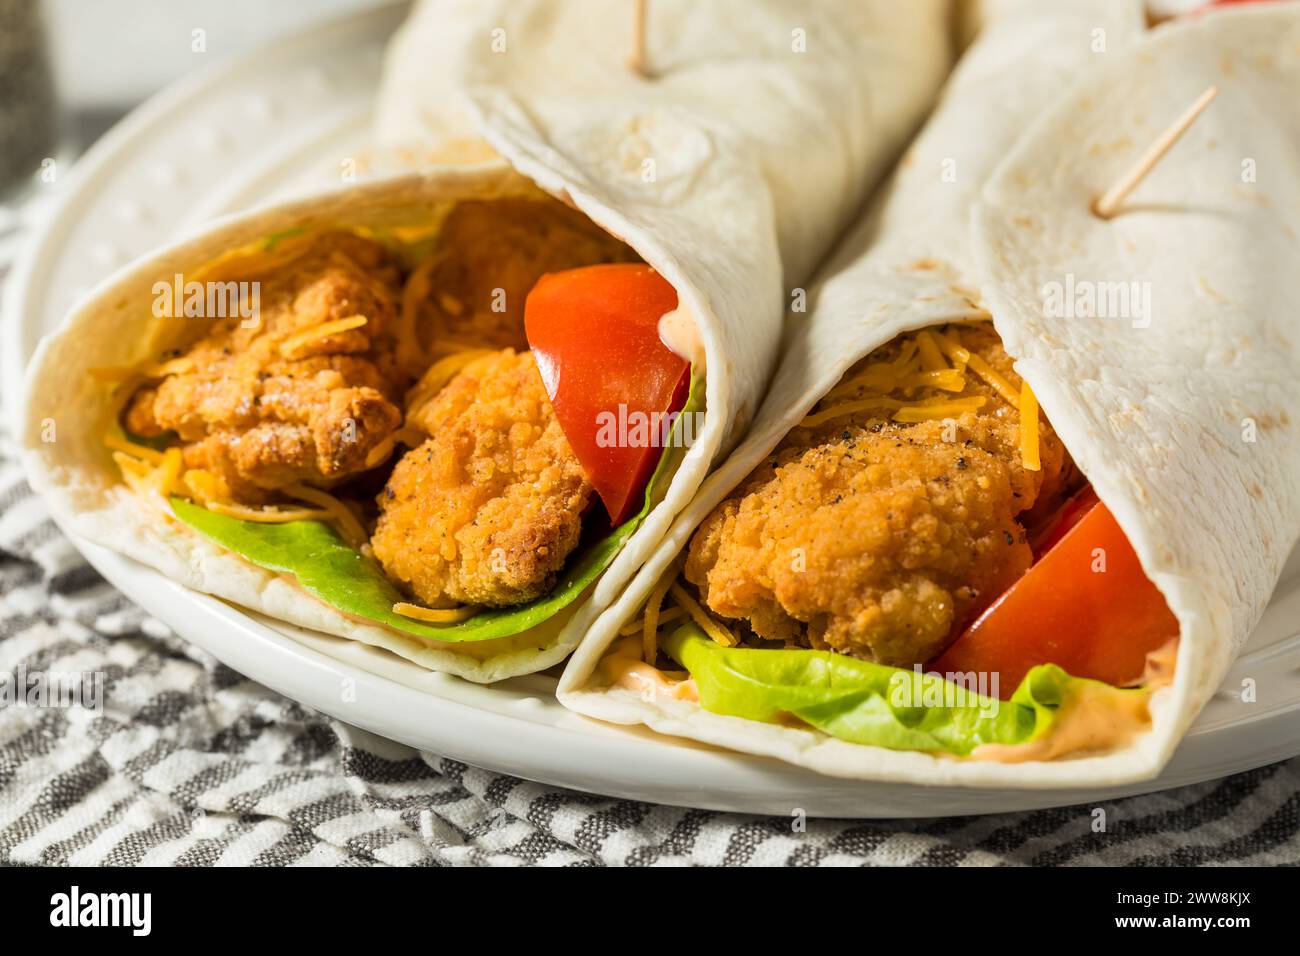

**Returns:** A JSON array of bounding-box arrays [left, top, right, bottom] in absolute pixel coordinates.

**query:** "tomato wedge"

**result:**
[[1195, 0, 1279, 13], [525, 264, 690, 526], [933, 490, 1179, 697], [1030, 485, 1099, 558]]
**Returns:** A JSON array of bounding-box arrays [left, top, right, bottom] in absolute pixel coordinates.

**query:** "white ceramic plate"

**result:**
[[7, 2, 1300, 817]]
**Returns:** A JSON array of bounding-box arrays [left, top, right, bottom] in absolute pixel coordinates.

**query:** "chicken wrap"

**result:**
[[559, 0, 1300, 785], [20, 2, 951, 682]]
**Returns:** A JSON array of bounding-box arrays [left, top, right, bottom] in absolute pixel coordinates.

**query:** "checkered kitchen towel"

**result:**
[[4, 430, 1299, 867]]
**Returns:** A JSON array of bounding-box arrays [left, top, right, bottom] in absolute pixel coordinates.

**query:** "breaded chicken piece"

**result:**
[[686, 324, 1069, 668], [370, 349, 593, 607], [404, 199, 635, 364], [125, 232, 407, 503]]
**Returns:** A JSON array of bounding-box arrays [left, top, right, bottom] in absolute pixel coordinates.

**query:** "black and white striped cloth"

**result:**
[[2, 434, 1299, 866]]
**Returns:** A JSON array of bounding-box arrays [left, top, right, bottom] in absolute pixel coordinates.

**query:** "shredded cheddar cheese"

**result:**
[[104, 423, 186, 506], [363, 426, 427, 469], [397, 258, 436, 372], [395, 247, 481, 373], [89, 355, 195, 384], [801, 324, 1019, 432], [147, 356, 197, 378], [618, 605, 684, 637], [111, 450, 152, 482], [204, 502, 328, 523], [437, 292, 465, 316], [384, 223, 442, 245], [283, 483, 368, 548], [278, 315, 367, 358], [103, 421, 382, 548], [934, 330, 1020, 409], [916, 330, 948, 372], [104, 431, 165, 464], [670, 582, 738, 647], [893, 395, 987, 423], [403, 348, 493, 416], [182, 469, 225, 504], [908, 368, 966, 392], [392, 602, 481, 624], [88, 367, 136, 384], [800, 398, 903, 429], [891, 338, 919, 372], [822, 365, 964, 402], [1020, 380, 1041, 471], [641, 564, 680, 663], [792, 323, 1047, 481], [190, 229, 320, 285], [821, 367, 897, 404], [156, 447, 184, 498]]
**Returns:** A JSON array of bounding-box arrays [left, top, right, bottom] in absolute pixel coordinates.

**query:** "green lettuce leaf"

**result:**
[[663, 625, 1139, 756], [261, 226, 309, 251], [117, 422, 177, 452], [170, 496, 632, 642], [169, 369, 703, 643]]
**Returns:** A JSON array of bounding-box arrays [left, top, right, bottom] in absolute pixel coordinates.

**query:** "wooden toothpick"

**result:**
[[629, 0, 651, 78], [1092, 85, 1218, 219]]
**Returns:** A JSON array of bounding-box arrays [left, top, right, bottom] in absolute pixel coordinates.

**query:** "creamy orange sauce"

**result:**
[[971, 682, 1153, 763], [600, 637, 699, 702], [972, 637, 1178, 763], [1137, 636, 1179, 689]]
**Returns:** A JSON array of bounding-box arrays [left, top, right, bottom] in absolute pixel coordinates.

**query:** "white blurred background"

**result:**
[[44, 0, 391, 143], [26, 0, 1213, 166], [0, 0, 394, 259], [45, 0, 391, 107]]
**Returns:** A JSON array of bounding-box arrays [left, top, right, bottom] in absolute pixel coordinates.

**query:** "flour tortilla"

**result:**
[[377, 0, 953, 289], [22, 2, 952, 682], [560, 1, 1300, 787]]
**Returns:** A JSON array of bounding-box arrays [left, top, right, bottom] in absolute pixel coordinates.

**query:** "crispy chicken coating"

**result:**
[[686, 324, 1069, 668], [124, 231, 407, 503], [370, 348, 594, 608], [406, 199, 635, 362]]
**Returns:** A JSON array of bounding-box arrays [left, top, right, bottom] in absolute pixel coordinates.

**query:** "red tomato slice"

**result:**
[[1195, 0, 1279, 13], [933, 491, 1179, 697], [1030, 485, 1100, 558], [525, 264, 690, 526]]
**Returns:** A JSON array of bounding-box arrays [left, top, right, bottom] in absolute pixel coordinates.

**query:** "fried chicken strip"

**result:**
[[124, 231, 407, 503], [686, 324, 1070, 668], [371, 348, 593, 608], [404, 199, 636, 364]]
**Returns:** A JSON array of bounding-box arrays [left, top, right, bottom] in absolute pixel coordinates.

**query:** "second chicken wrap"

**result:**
[[560, 1, 1300, 786]]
